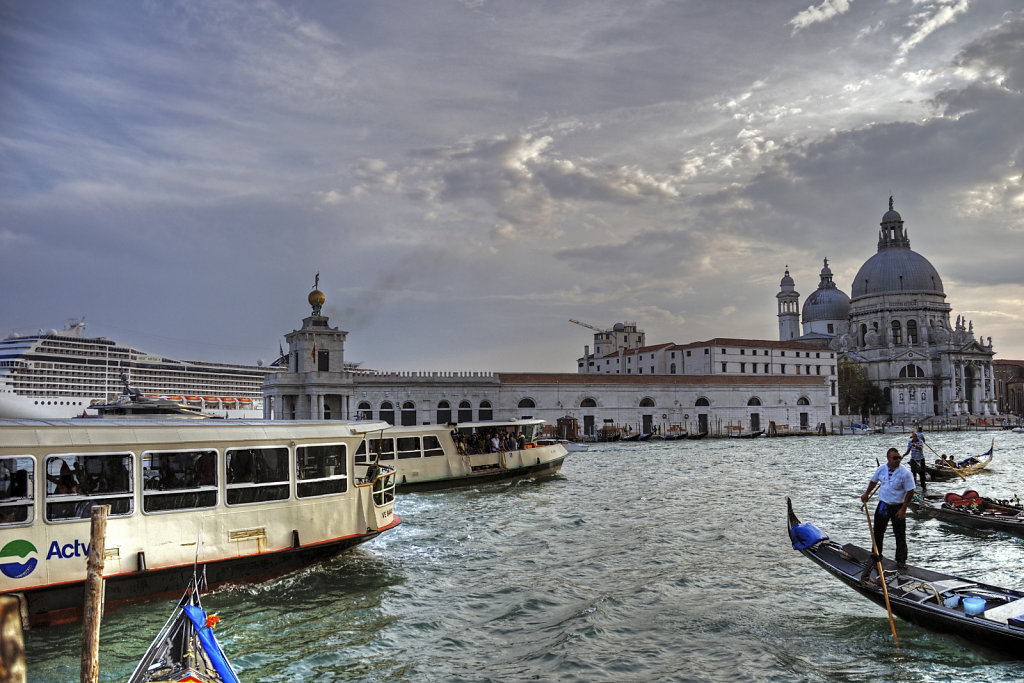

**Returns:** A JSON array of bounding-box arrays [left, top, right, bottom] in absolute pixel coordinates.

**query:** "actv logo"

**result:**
[[0, 539, 38, 579]]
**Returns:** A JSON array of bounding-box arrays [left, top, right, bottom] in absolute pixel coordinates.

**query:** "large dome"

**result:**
[[851, 198, 946, 299], [851, 248, 944, 298]]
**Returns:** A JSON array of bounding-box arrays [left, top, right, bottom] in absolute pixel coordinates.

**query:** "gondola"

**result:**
[[912, 490, 1024, 538], [786, 497, 1024, 655], [924, 439, 994, 480], [687, 432, 708, 440], [128, 573, 240, 682]]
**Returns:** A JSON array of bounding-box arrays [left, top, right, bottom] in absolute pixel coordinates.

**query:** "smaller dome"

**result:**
[[802, 287, 850, 322], [780, 268, 794, 287], [308, 289, 326, 307], [613, 322, 625, 331]]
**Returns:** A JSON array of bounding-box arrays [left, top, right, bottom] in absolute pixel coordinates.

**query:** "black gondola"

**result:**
[[923, 439, 994, 480], [786, 497, 1024, 656], [912, 490, 1024, 538], [128, 573, 240, 682]]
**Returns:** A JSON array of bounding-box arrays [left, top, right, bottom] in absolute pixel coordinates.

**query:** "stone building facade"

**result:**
[[264, 289, 833, 437]]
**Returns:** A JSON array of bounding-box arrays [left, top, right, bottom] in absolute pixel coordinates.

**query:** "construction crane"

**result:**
[[569, 319, 606, 333]]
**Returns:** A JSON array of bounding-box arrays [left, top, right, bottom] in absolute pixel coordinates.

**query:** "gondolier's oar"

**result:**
[[861, 499, 901, 649], [925, 441, 967, 481]]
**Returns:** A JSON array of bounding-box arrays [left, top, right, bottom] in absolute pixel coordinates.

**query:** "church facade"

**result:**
[[777, 198, 997, 420]]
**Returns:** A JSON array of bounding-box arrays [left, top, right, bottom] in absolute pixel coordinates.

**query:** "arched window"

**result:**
[[457, 400, 473, 423], [379, 401, 395, 425], [357, 401, 372, 420], [401, 400, 416, 426], [907, 320, 918, 344], [899, 364, 926, 378], [518, 398, 536, 408], [695, 397, 710, 407], [436, 400, 451, 425], [797, 397, 810, 406], [747, 397, 762, 406], [639, 397, 655, 407], [891, 320, 903, 345], [580, 398, 597, 408], [859, 323, 868, 346], [479, 400, 493, 421]]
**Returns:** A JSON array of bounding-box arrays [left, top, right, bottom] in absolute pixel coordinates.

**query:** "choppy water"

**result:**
[[26, 431, 1024, 681]]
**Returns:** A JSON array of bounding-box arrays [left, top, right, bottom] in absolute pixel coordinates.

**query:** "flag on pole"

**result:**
[[312, 344, 317, 362]]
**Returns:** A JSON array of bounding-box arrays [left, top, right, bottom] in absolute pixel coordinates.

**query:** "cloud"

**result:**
[[898, 0, 970, 58], [789, 0, 853, 34]]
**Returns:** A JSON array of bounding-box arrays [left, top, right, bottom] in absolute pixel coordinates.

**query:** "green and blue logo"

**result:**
[[0, 539, 38, 579]]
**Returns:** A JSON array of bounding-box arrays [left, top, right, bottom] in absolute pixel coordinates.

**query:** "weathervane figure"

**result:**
[[309, 272, 325, 316]]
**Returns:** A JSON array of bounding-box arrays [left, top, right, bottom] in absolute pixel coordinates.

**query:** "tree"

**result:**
[[838, 356, 888, 416]]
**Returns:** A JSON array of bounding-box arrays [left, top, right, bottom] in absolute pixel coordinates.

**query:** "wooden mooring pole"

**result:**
[[0, 595, 26, 683], [80, 504, 109, 683]]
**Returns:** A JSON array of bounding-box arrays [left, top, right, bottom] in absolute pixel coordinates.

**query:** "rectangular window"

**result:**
[[356, 438, 396, 463], [741, 362, 746, 372], [704, 348, 709, 355], [752, 364, 757, 373], [687, 350, 692, 357], [740, 349, 745, 355], [143, 450, 216, 513], [296, 444, 347, 498], [650, 367, 654, 374], [318, 349, 330, 371], [1, 455, 34, 526], [764, 364, 769, 373], [423, 435, 445, 458], [781, 351, 786, 357], [225, 446, 289, 505], [397, 437, 421, 459], [46, 453, 133, 521], [721, 362, 727, 372]]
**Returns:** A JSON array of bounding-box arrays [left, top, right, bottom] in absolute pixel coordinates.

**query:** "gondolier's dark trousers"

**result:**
[[872, 501, 907, 564], [909, 457, 927, 490]]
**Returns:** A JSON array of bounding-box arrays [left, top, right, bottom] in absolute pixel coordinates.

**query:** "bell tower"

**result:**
[[777, 267, 801, 340]]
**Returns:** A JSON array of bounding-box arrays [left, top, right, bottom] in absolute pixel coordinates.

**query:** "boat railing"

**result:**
[[355, 463, 396, 507]]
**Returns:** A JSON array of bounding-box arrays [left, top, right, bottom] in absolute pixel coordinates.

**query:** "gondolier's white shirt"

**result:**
[[870, 464, 916, 505]]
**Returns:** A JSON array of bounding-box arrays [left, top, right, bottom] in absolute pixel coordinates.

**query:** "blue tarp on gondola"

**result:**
[[183, 605, 240, 683]]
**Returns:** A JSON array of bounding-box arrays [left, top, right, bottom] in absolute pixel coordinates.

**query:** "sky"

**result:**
[[1, 0, 1022, 373]]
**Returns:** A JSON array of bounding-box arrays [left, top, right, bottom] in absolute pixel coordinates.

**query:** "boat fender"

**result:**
[[291, 530, 301, 549], [789, 523, 829, 550], [137, 551, 147, 572]]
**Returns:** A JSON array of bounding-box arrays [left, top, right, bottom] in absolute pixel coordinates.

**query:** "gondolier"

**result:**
[[860, 448, 917, 571], [903, 428, 927, 491]]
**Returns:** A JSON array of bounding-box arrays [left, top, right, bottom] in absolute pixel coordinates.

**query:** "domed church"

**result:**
[[778, 198, 997, 420]]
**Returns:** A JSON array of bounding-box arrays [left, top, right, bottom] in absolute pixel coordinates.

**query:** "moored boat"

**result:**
[[911, 490, 1024, 538], [353, 419, 568, 492], [84, 373, 212, 419], [128, 572, 240, 682], [787, 497, 1024, 655], [924, 439, 994, 479], [0, 418, 399, 626]]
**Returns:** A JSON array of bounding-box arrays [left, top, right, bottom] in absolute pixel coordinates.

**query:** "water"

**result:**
[[26, 432, 1024, 681]]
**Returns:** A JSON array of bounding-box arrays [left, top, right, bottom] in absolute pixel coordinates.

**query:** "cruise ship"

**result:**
[[0, 320, 278, 419]]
